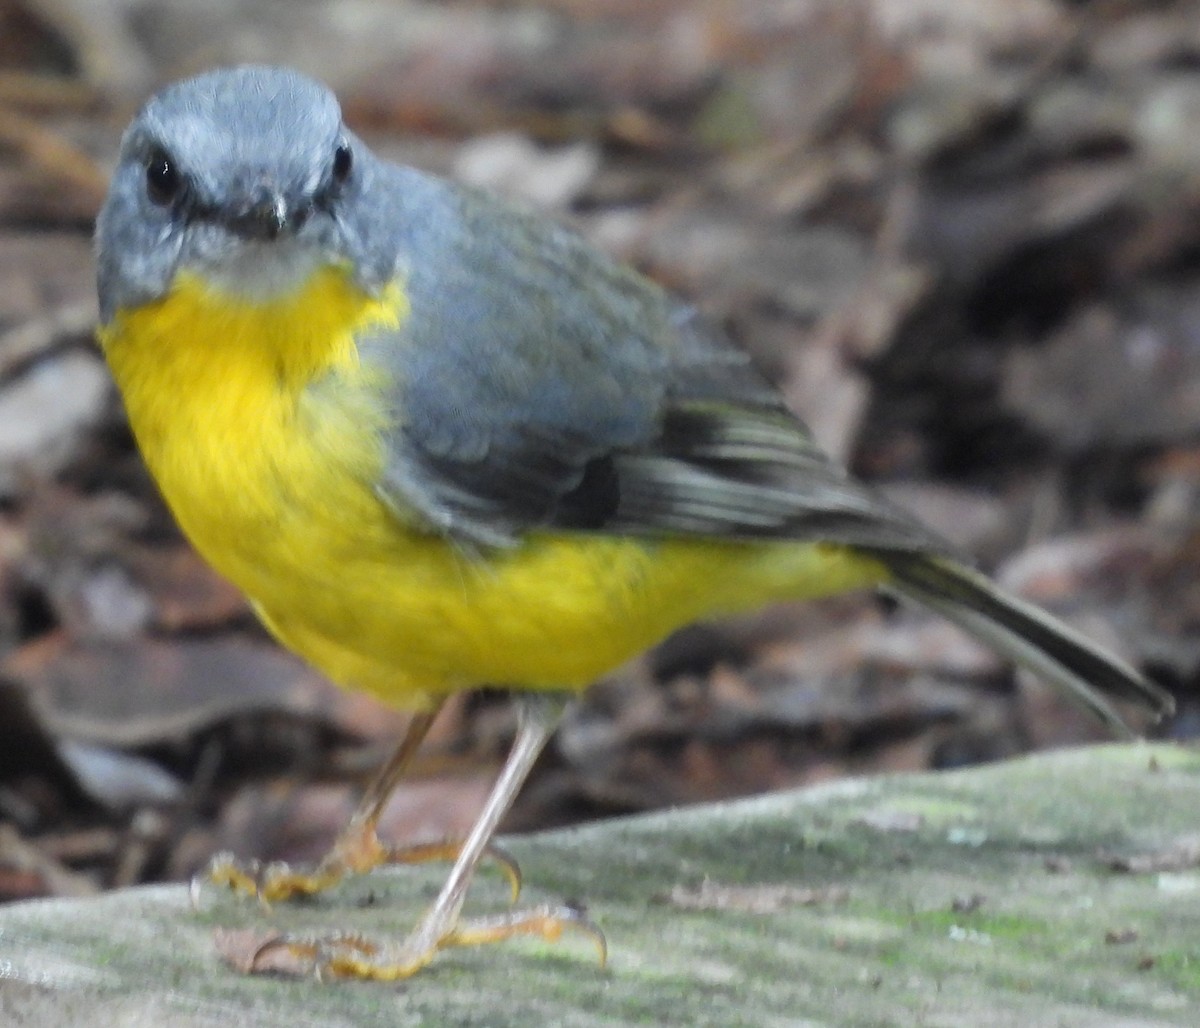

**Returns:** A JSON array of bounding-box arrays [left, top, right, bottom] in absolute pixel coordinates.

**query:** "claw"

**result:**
[[446, 903, 608, 968], [200, 851, 339, 907], [383, 841, 523, 904], [242, 904, 606, 981], [199, 839, 522, 907], [250, 930, 381, 981]]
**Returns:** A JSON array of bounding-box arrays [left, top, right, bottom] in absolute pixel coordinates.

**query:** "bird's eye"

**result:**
[[145, 148, 182, 206], [331, 142, 353, 186]]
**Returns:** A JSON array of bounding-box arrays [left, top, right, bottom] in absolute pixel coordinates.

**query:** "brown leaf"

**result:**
[[213, 927, 286, 975], [2, 632, 408, 748]]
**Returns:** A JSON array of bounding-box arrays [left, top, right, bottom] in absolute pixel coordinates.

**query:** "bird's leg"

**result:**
[[201, 702, 518, 905], [249, 693, 606, 980]]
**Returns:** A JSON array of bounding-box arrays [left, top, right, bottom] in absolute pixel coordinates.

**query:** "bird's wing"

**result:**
[[363, 178, 950, 556]]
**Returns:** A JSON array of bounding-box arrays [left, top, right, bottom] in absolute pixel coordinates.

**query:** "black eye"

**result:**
[[331, 142, 352, 185], [145, 148, 182, 206]]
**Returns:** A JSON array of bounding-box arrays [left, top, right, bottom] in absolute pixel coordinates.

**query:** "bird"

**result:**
[[94, 65, 1174, 980]]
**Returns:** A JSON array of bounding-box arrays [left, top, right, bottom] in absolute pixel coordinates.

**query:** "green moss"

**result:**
[[1149, 948, 1200, 991], [904, 906, 1047, 941]]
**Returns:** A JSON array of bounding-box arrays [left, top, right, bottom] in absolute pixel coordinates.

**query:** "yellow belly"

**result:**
[[99, 268, 887, 709]]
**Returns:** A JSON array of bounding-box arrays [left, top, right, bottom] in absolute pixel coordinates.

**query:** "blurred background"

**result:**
[[0, 0, 1198, 903]]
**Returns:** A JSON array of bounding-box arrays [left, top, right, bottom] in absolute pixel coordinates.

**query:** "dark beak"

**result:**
[[225, 190, 309, 241]]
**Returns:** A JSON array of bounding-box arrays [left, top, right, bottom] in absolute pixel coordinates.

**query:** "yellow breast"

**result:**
[[99, 266, 884, 710], [99, 266, 401, 588]]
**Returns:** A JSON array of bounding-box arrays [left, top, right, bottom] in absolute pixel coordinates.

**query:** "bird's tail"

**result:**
[[876, 553, 1175, 738]]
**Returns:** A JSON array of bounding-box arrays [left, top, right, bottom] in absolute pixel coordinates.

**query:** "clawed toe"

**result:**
[[241, 904, 606, 981], [193, 838, 524, 909], [196, 851, 343, 907]]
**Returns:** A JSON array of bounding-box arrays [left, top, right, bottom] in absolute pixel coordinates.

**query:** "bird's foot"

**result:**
[[194, 830, 521, 908], [242, 903, 607, 980]]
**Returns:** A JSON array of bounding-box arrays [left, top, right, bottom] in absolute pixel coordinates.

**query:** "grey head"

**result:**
[[95, 66, 399, 322]]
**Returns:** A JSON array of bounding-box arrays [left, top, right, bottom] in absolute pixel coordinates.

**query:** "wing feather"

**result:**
[[365, 176, 948, 557]]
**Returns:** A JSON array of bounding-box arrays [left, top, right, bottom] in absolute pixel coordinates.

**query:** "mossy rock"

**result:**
[[2, 743, 1198, 1026]]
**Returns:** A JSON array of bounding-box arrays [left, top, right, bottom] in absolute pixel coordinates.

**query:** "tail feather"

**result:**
[[878, 554, 1175, 739]]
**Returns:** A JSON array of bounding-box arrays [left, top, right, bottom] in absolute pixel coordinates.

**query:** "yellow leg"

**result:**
[[197, 702, 519, 906], [248, 693, 606, 980]]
